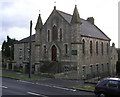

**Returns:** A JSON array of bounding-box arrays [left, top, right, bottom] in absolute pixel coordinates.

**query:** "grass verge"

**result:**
[[72, 85, 95, 92], [0, 73, 43, 81]]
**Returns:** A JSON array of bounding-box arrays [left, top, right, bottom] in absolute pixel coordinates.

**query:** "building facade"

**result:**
[[14, 6, 118, 79]]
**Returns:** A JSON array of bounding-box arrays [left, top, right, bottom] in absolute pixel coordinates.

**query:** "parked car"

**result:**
[[94, 78, 120, 97]]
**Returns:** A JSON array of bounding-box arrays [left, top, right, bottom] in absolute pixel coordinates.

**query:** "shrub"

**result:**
[[116, 60, 120, 75]]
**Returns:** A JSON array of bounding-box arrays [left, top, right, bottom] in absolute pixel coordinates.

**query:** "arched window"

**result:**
[[43, 45, 47, 54], [96, 41, 98, 55], [52, 25, 58, 41], [101, 42, 103, 55], [64, 44, 68, 54], [82, 39, 85, 55], [101, 64, 104, 72], [96, 64, 99, 75], [90, 41, 92, 56], [59, 28, 62, 41], [47, 30, 50, 42], [107, 43, 109, 55]]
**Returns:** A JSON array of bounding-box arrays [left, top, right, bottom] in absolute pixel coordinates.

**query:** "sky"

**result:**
[[0, 0, 119, 50]]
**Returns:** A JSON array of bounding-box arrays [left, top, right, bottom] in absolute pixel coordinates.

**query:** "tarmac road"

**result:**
[[2, 77, 96, 97]]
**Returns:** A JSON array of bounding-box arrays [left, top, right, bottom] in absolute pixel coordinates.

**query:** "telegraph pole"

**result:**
[[29, 20, 32, 78]]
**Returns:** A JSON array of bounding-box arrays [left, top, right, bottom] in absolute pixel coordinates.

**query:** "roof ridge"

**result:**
[[19, 34, 35, 43], [57, 10, 86, 21], [57, 10, 72, 16]]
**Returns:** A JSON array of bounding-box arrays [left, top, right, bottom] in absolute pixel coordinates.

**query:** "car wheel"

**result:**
[[99, 93, 106, 97]]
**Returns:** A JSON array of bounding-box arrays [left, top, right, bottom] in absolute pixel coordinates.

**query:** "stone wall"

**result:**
[[14, 42, 35, 72], [79, 36, 111, 79]]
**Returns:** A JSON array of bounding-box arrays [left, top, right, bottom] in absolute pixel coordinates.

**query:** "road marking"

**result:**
[[36, 83, 76, 92], [36, 83, 52, 88], [27, 91, 47, 97], [17, 80, 35, 84], [18, 80, 76, 92], [0, 86, 8, 89]]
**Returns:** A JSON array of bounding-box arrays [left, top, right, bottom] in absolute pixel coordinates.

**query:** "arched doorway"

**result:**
[[51, 45, 57, 61]]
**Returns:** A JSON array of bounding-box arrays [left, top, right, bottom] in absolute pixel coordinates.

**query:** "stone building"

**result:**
[[14, 5, 118, 79]]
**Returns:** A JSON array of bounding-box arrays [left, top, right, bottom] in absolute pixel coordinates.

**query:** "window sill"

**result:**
[[64, 54, 69, 57]]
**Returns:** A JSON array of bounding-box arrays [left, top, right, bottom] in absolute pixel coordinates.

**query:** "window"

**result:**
[[107, 43, 109, 55], [82, 66, 86, 79], [96, 64, 99, 75], [43, 45, 47, 54], [101, 42, 103, 55], [47, 30, 50, 42], [52, 25, 58, 41], [101, 64, 104, 72], [107, 81, 118, 88], [64, 44, 68, 55], [19, 48, 22, 54], [19, 48, 22, 51], [107, 63, 109, 73], [82, 39, 85, 55], [90, 65, 93, 77], [19, 55, 22, 59], [96, 41, 98, 55], [90, 41, 92, 55], [64, 66, 69, 72], [19, 48, 22, 59], [59, 28, 62, 41]]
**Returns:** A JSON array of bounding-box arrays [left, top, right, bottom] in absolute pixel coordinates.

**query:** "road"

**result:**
[[1, 77, 96, 97]]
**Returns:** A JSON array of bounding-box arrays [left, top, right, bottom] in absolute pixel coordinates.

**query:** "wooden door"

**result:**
[[51, 45, 57, 61]]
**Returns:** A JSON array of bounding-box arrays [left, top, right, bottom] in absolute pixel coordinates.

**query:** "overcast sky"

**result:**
[[0, 0, 119, 50]]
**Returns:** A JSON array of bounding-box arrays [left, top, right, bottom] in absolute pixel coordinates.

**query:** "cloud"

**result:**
[[0, 0, 38, 48], [0, 0, 119, 50]]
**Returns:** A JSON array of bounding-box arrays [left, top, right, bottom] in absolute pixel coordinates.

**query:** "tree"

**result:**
[[117, 48, 120, 60], [2, 36, 18, 62]]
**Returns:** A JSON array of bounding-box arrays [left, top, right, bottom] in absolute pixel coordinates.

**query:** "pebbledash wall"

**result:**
[[14, 6, 118, 80]]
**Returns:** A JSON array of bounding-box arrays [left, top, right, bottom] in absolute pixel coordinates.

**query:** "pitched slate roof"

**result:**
[[19, 34, 35, 43], [58, 10, 110, 41], [18, 9, 110, 43]]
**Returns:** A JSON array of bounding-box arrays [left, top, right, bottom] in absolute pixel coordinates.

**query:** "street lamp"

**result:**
[[29, 20, 32, 78]]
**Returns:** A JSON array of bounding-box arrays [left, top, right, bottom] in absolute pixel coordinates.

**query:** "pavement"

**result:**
[[2, 69, 96, 89]]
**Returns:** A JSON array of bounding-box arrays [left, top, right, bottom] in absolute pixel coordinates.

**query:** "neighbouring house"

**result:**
[[14, 5, 118, 80]]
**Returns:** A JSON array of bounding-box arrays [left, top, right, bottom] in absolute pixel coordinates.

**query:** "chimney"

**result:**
[[112, 43, 115, 47], [87, 17, 94, 24]]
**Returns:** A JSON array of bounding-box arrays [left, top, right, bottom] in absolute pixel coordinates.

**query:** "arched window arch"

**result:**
[[52, 25, 58, 41], [90, 41, 92, 56], [82, 39, 85, 55], [96, 41, 98, 55]]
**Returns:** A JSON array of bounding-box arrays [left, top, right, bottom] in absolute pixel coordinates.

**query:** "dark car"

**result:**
[[94, 78, 120, 97]]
